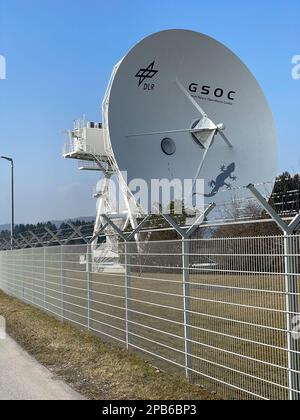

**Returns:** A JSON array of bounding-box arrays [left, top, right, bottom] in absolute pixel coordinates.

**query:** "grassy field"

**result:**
[[0, 290, 218, 400], [84, 270, 293, 400]]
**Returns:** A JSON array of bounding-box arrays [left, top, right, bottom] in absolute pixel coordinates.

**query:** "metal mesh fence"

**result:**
[[0, 235, 299, 400]]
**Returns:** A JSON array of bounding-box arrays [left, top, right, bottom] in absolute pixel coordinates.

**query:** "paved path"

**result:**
[[0, 335, 84, 400]]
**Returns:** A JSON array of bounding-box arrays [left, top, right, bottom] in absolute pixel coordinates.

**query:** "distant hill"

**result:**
[[50, 216, 95, 228], [0, 216, 95, 232]]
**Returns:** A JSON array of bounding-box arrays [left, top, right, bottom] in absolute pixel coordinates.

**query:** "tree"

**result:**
[[211, 171, 300, 238], [270, 172, 300, 216]]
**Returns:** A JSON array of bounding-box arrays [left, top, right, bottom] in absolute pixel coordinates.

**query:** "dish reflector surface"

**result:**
[[106, 29, 277, 210]]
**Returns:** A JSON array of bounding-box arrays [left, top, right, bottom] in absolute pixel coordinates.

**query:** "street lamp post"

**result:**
[[1, 156, 14, 249]]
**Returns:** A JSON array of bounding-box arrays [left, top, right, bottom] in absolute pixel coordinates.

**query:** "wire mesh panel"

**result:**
[[0, 234, 299, 400], [29, 247, 45, 308], [88, 242, 127, 345], [43, 246, 63, 319], [187, 236, 293, 399], [59, 245, 88, 328], [125, 240, 186, 375]]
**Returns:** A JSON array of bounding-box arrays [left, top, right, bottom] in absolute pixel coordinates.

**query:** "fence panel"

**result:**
[[0, 235, 299, 400]]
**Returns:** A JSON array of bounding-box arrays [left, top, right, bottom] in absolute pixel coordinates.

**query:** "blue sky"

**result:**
[[0, 0, 299, 224]]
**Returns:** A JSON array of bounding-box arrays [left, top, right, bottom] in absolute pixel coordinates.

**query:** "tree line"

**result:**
[[1, 171, 299, 243], [0, 219, 94, 241]]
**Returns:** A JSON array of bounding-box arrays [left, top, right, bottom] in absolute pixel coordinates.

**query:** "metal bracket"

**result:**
[[66, 222, 89, 244], [101, 214, 127, 241], [29, 231, 48, 247], [89, 222, 109, 244], [100, 214, 152, 242], [126, 215, 152, 241], [44, 227, 63, 246], [289, 213, 300, 234], [247, 184, 300, 235], [18, 233, 33, 248], [0, 238, 10, 250], [247, 184, 292, 233], [162, 203, 216, 239], [10, 236, 19, 249]]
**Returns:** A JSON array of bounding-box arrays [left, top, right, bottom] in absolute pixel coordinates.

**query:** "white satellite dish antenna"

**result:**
[[104, 29, 277, 211], [64, 29, 277, 269]]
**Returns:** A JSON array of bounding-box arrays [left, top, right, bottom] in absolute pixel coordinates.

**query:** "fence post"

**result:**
[[31, 248, 34, 304], [247, 184, 300, 400], [182, 237, 192, 379], [43, 247, 46, 310], [124, 240, 130, 349], [60, 245, 64, 322], [87, 243, 92, 331], [22, 248, 25, 299], [284, 233, 300, 400]]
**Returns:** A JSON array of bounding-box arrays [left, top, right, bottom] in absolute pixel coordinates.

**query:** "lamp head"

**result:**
[[1, 156, 13, 163]]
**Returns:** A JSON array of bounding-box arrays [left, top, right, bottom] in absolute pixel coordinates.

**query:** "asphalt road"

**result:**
[[0, 335, 84, 400]]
